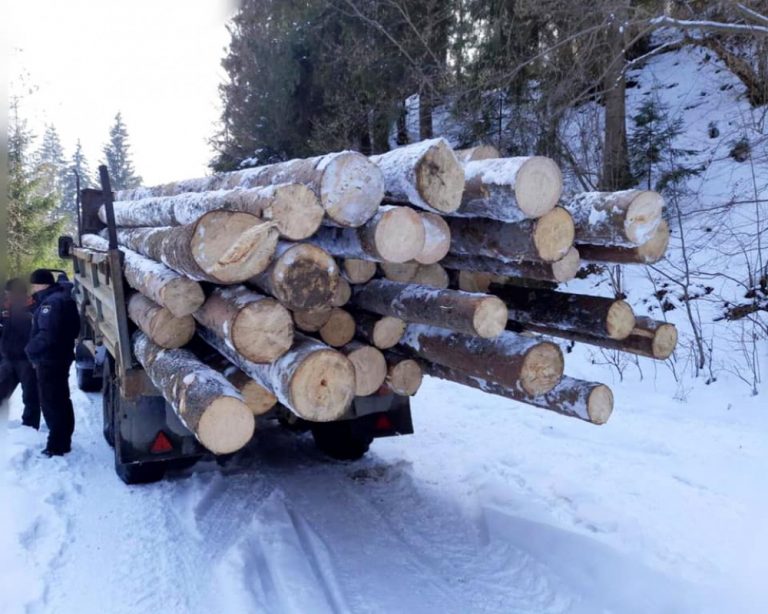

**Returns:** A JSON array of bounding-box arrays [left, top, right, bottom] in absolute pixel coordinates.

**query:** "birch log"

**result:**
[[400, 325, 563, 396], [444, 247, 581, 285], [447, 207, 575, 263], [383, 354, 423, 396], [454, 157, 563, 222], [563, 190, 664, 246], [114, 210, 278, 283], [577, 220, 670, 264], [224, 368, 278, 415], [132, 332, 255, 454], [340, 341, 387, 396], [194, 286, 294, 363], [355, 312, 406, 349], [81, 234, 205, 317], [117, 151, 385, 228], [101, 184, 324, 241], [424, 362, 612, 424], [371, 138, 465, 213], [454, 144, 501, 163], [249, 242, 339, 310], [558, 317, 677, 359], [198, 328, 355, 421], [352, 279, 507, 338], [127, 293, 195, 349], [342, 258, 377, 284], [415, 212, 451, 265]]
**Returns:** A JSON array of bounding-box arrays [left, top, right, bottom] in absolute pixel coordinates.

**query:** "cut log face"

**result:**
[[133, 332, 255, 454], [380, 261, 419, 283], [384, 356, 423, 396], [331, 277, 351, 307], [448, 207, 574, 264], [371, 138, 465, 213], [454, 145, 501, 163], [194, 286, 294, 363], [293, 307, 333, 332], [631, 316, 678, 359], [341, 342, 387, 396], [400, 325, 563, 396], [564, 189, 663, 246], [82, 234, 205, 317], [342, 258, 377, 284], [127, 293, 195, 349], [352, 279, 508, 338], [251, 243, 339, 310], [412, 263, 450, 289], [225, 368, 277, 415], [458, 157, 562, 222], [355, 312, 406, 349], [415, 213, 451, 265], [319, 308, 356, 347], [578, 220, 670, 264]]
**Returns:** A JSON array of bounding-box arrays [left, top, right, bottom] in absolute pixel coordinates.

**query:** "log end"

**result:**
[[373, 316, 406, 349], [516, 156, 563, 218], [320, 152, 384, 227], [625, 191, 664, 245], [458, 270, 494, 293], [606, 300, 636, 340], [290, 350, 356, 421], [227, 369, 277, 415], [269, 183, 325, 240], [196, 396, 256, 454], [652, 322, 678, 359], [387, 359, 423, 396], [551, 247, 581, 283], [415, 212, 451, 265], [343, 258, 377, 284], [521, 341, 564, 395], [233, 298, 295, 362], [375, 206, 426, 263], [293, 306, 333, 332], [533, 207, 575, 262], [637, 220, 670, 264], [455, 144, 501, 163], [331, 277, 352, 307], [319, 308, 356, 347], [273, 244, 340, 310], [587, 384, 614, 425], [161, 278, 206, 317], [473, 296, 509, 338], [154, 312, 196, 349], [346, 345, 388, 396], [416, 140, 465, 213], [380, 261, 419, 283], [412, 263, 450, 289]]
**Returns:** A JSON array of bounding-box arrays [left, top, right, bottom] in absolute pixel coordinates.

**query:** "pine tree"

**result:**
[[7, 98, 64, 275], [35, 124, 66, 198], [102, 112, 142, 190], [61, 139, 92, 225]]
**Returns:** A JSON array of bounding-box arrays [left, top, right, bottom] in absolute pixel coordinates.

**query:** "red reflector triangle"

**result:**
[[150, 431, 174, 454], [375, 415, 393, 431]]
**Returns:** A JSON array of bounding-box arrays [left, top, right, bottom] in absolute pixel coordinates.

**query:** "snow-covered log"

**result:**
[[352, 279, 507, 339], [249, 242, 339, 311], [415, 212, 451, 265], [453, 157, 563, 223], [424, 362, 612, 424], [198, 328, 355, 421], [194, 286, 294, 363], [117, 151, 384, 228], [318, 308, 356, 348], [114, 210, 278, 284], [127, 293, 195, 349], [445, 247, 581, 285], [132, 332, 255, 454], [371, 138, 465, 213], [400, 325, 563, 396], [340, 341, 387, 396], [355, 312, 406, 350], [310, 206, 425, 263], [342, 258, 377, 284], [81, 234, 205, 317], [578, 220, 670, 264], [454, 144, 501, 163], [102, 184, 324, 241], [447, 207, 575, 263], [383, 355, 423, 396], [490, 285, 636, 340], [562, 190, 664, 246]]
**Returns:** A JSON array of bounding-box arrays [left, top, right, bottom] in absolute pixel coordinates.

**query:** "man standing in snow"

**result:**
[[25, 270, 80, 457], [0, 278, 40, 428]]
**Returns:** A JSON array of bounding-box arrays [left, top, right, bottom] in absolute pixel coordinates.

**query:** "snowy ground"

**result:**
[[2, 363, 767, 614]]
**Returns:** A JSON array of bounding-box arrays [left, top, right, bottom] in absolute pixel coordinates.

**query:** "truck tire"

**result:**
[[77, 364, 102, 392], [311, 422, 372, 461], [102, 358, 116, 448], [115, 461, 166, 485]]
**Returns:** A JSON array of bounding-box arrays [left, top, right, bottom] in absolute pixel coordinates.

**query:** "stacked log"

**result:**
[[79, 138, 678, 447]]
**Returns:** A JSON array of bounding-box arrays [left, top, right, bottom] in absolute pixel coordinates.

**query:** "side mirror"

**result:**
[[58, 235, 74, 259]]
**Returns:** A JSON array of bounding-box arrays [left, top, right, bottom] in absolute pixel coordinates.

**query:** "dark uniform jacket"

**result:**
[[26, 284, 80, 364], [0, 298, 35, 360]]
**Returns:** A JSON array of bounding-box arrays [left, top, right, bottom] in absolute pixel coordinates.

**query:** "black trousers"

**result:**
[[35, 361, 75, 453], [0, 358, 40, 428]]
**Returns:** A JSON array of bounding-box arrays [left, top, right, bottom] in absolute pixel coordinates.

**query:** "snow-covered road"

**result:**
[[2, 366, 767, 614]]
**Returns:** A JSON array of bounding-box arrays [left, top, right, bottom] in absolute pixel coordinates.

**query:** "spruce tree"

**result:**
[[7, 98, 64, 274], [61, 139, 92, 225], [102, 112, 142, 190], [35, 124, 66, 198]]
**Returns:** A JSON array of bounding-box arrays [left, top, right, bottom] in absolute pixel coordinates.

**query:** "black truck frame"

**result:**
[[60, 169, 414, 484]]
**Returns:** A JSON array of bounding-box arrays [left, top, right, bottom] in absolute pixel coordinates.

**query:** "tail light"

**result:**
[[150, 431, 174, 454]]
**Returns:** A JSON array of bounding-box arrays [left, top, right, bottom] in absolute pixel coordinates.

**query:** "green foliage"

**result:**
[[61, 140, 92, 228], [7, 98, 65, 276], [102, 112, 142, 190], [35, 124, 66, 199]]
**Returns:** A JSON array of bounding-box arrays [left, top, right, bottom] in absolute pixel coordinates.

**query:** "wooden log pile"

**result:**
[[80, 137, 676, 455]]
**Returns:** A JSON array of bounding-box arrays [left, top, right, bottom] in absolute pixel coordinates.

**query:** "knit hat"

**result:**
[[29, 269, 55, 286]]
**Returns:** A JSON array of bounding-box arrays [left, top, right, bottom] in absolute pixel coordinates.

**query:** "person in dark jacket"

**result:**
[[26, 269, 80, 456], [0, 278, 40, 428]]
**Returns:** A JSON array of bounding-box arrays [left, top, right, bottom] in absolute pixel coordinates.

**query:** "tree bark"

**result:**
[[577, 220, 670, 264], [132, 332, 255, 454], [352, 279, 508, 338], [82, 233, 205, 317], [444, 247, 581, 285], [127, 293, 195, 349]]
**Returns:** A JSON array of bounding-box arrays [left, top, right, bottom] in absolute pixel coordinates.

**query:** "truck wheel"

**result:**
[[115, 461, 166, 485], [77, 365, 102, 392], [102, 358, 116, 448], [311, 422, 373, 461]]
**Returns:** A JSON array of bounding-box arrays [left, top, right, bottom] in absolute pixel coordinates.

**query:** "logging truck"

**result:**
[[59, 183, 414, 485]]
